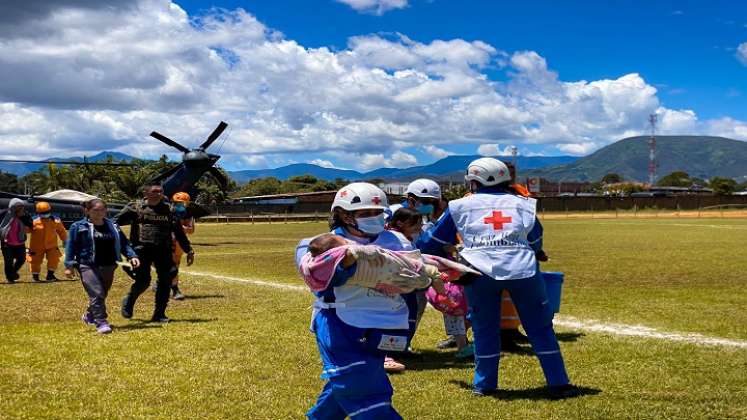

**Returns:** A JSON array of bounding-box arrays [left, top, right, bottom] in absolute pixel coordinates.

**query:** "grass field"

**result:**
[[1, 218, 746, 419]]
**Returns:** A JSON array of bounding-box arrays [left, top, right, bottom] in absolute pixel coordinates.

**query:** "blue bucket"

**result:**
[[541, 272, 564, 313]]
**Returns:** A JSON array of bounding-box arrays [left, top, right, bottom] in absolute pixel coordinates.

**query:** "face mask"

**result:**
[[409, 231, 421, 244], [355, 214, 386, 235], [416, 204, 434, 215], [174, 204, 186, 213], [40, 213, 51, 218]]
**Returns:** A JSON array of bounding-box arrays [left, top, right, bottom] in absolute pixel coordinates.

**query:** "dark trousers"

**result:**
[[80, 264, 116, 321], [2, 244, 26, 281], [126, 245, 178, 317]]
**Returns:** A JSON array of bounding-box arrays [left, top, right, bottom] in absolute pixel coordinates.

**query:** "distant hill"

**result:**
[[0, 151, 138, 176], [228, 155, 578, 183], [527, 136, 747, 182]]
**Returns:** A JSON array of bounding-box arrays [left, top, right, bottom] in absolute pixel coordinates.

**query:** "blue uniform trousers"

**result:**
[[307, 309, 404, 420], [464, 272, 570, 392]]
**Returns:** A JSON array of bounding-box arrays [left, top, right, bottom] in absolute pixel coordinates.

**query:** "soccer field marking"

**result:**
[[182, 270, 747, 350], [558, 221, 747, 230], [553, 316, 747, 349]]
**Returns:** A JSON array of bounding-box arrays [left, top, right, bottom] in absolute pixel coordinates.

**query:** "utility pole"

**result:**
[[648, 113, 657, 185]]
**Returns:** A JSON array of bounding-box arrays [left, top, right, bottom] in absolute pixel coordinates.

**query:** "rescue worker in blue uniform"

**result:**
[[296, 182, 408, 419], [418, 158, 580, 399]]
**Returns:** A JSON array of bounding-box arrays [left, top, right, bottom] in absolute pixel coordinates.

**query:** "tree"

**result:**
[[233, 177, 282, 197], [0, 171, 21, 193], [656, 171, 691, 187], [601, 173, 622, 184], [709, 177, 737, 195]]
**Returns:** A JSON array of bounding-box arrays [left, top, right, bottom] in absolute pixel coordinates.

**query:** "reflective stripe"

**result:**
[[535, 350, 560, 355], [349, 401, 391, 418], [541, 300, 549, 305], [501, 297, 513, 302], [430, 235, 449, 245], [313, 301, 348, 309], [475, 353, 500, 359], [322, 360, 366, 375], [501, 316, 519, 320], [528, 235, 542, 244]]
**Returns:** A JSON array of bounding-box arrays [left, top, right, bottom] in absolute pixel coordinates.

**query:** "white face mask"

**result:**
[[355, 214, 386, 235]]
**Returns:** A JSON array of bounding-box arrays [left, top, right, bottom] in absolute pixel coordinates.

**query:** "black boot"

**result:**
[[32, 273, 42, 283], [121, 295, 134, 319], [46, 270, 58, 282]]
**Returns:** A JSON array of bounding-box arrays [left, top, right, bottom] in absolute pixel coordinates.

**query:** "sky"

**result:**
[[0, 0, 746, 172]]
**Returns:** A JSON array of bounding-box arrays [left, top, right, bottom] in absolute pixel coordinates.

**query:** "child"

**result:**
[[305, 233, 465, 296]]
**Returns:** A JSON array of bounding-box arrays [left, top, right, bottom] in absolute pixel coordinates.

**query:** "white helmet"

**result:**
[[465, 157, 511, 186], [406, 178, 441, 200], [331, 183, 389, 212]]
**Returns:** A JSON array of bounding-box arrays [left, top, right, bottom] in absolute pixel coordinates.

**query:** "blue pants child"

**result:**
[[464, 272, 570, 393], [307, 309, 405, 420]]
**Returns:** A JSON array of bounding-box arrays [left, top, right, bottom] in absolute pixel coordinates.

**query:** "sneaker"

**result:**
[[121, 296, 133, 319], [383, 357, 405, 373], [471, 388, 496, 397], [437, 336, 458, 349], [81, 312, 96, 326], [548, 384, 582, 400], [172, 291, 185, 301], [96, 321, 112, 334], [150, 315, 170, 323], [455, 343, 475, 360]]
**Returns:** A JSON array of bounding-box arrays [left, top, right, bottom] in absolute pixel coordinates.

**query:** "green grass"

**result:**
[[0, 219, 745, 419]]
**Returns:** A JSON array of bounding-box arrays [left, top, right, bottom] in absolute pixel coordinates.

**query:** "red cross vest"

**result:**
[[448, 193, 537, 280]]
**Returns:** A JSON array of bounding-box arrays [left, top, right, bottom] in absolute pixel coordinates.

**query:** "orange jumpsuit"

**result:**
[[172, 217, 194, 285], [27, 216, 67, 274]]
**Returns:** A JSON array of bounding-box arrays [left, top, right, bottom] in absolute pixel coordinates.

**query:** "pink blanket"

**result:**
[[299, 245, 480, 294]]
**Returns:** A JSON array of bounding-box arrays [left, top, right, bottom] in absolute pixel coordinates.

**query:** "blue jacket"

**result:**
[[64, 218, 137, 268]]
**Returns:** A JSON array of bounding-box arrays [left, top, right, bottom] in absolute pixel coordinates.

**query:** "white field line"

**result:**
[[553, 316, 747, 349], [560, 221, 747, 230], [182, 270, 747, 350]]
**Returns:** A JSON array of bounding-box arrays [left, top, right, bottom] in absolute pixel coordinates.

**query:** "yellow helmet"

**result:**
[[35, 201, 51, 213], [172, 192, 191, 203]]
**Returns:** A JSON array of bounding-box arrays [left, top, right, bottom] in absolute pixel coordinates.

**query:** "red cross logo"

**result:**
[[340, 190, 348, 197], [371, 196, 381, 205], [484, 210, 512, 230], [498, 169, 505, 176]]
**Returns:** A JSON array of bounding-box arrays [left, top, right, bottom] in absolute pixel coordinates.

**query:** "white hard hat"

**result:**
[[406, 179, 441, 200], [465, 157, 511, 186], [331, 183, 389, 212]]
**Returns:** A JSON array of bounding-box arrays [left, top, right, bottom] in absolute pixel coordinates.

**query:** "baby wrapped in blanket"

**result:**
[[300, 233, 480, 297]]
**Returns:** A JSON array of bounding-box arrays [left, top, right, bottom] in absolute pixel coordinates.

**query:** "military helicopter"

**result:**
[[0, 121, 230, 226]]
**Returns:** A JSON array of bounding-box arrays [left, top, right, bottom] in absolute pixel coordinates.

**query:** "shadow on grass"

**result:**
[[401, 349, 474, 371], [449, 380, 602, 400], [556, 332, 585, 343], [192, 242, 243, 247], [0, 279, 77, 285], [181, 294, 225, 300], [117, 318, 218, 330]]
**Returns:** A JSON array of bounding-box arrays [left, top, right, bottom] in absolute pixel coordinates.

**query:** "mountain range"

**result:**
[[525, 136, 747, 182], [1, 135, 745, 183]]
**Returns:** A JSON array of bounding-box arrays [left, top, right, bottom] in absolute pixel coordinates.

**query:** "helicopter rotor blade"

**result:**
[[199, 121, 228, 150], [208, 167, 229, 191], [150, 131, 190, 153]]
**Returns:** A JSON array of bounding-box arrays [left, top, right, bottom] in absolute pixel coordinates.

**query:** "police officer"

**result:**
[[115, 182, 194, 322], [419, 158, 580, 399]]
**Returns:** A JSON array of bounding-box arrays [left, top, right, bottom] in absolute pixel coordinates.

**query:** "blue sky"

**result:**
[[0, 0, 745, 171], [179, 0, 746, 119]]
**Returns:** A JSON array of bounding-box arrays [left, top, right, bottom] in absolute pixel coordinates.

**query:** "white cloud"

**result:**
[[0, 0, 744, 171], [336, 0, 408, 15], [421, 145, 451, 159], [477, 144, 515, 156], [705, 117, 747, 140], [556, 142, 598, 156], [310, 159, 335, 168], [737, 42, 747, 65]]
